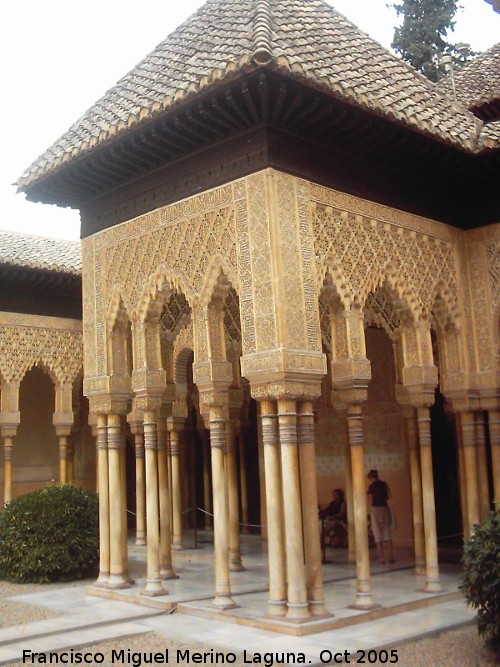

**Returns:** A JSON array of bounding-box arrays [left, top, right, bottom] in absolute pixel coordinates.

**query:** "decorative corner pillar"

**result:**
[[94, 411, 110, 586]]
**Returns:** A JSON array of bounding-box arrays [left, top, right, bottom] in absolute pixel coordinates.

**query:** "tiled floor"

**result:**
[[0, 532, 475, 665]]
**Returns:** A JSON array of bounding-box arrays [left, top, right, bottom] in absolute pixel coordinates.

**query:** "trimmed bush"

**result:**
[[0, 484, 99, 583], [462, 511, 500, 654]]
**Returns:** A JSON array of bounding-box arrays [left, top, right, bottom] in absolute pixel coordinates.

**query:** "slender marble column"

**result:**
[[119, 428, 129, 580], [170, 428, 184, 550], [475, 411, 490, 520], [209, 406, 237, 609], [67, 441, 74, 483], [416, 408, 442, 592], [278, 398, 310, 620], [489, 410, 500, 509], [455, 414, 469, 537], [238, 431, 250, 534], [142, 411, 166, 595], [107, 414, 129, 589], [344, 439, 356, 563], [58, 436, 68, 484], [347, 404, 377, 609], [132, 425, 146, 546], [157, 420, 176, 580], [202, 430, 213, 528], [2, 436, 14, 504], [298, 400, 327, 617], [406, 412, 425, 575], [461, 411, 480, 532], [95, 414, 110, 586], [261, 399, 286, 617], [226, 420, 244, 571]]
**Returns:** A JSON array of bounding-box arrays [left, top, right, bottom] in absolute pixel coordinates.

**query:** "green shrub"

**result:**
[[462, 512, 500, 653], [0, 484, 99, 583]]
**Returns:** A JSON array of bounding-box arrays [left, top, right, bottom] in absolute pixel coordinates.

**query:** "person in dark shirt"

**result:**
[[367, 469, 394, 564], [319, 488, 347, 547]]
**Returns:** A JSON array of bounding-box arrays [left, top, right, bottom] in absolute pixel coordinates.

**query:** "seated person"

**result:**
[[319, 488, 347, 547]]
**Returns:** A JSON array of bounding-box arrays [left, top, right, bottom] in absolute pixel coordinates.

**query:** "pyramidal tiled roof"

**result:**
[[18, 0, 495, 191], [0, 230, 81, 275], [438, 43, 500, 109]]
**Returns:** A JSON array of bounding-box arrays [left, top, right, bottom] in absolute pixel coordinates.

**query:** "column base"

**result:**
[[266, 599, 287, 617], [141, 579, 168, 596], [286, 602, 311, 620], [229, 561, 246, 572], [349, 591, 379, 610], [93, 572, 109, 588], [135, 537, 146, 547], [212, 594, 239, 610], [308, 599, 330, 617], [172, 542, 184, 551], [106, 574, 131, 590], [160, 568, 179, 580], [420, 580, 444, 594]]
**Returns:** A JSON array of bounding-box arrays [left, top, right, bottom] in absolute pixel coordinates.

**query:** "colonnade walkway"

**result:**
[[0, 532, 475, 664]]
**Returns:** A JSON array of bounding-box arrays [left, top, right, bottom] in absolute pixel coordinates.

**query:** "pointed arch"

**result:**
[[198, 255, 238, 308], [319, 257, 352, 310], [136, 264, 193, 324]]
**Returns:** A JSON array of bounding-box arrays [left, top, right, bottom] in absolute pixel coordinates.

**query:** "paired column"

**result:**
[[169, 425, 184, 550], [208, 404, 237, 609], [474, 411, 490, 520], [298, 401, 327, 616], [238, 429, 250, 534], [201, 428, 213, 528], [225, 418, 244, 571], [416, 408, 442, 592], [277, 398, 310, 619], [106, 413, 130, 589], [142, 410, 167, 595], [347, 404, 377, 609], [405, 410, 425, 575], [129, 420, 146, 546], [95, 413, 110, 586], [260, 399, 286, 617], [455, 414, 469, 538], [2, 432, 15, 505], [460, 411, 480, 533], [157, 416, 176, 580]]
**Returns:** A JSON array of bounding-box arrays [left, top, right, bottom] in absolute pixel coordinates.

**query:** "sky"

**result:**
[[2, 0, 499, 241]]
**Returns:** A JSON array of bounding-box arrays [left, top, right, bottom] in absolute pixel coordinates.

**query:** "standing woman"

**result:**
[[367, 469, 394, 564]]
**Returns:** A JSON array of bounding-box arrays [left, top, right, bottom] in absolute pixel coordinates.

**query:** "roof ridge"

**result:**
[[252, 0, 273, 65]]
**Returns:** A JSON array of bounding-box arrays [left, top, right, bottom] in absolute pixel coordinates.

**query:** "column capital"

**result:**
[[250, 380, 322, 402]]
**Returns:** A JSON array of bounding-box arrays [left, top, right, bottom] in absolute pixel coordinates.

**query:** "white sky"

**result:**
[[2, 0, 499, 241]]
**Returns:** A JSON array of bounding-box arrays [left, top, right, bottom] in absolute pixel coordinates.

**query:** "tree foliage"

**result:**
[[0, 484, 99, 583], [462, 512, 500, 655], [390, 0, 470, 82]]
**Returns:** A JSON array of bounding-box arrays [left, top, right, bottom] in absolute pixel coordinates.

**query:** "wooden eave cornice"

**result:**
[[21, 70, 500, 229]]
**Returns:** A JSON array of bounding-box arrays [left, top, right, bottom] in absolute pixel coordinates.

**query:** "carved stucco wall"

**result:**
[[0, 313, 83, 386], [82, 168, 497, 400]]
